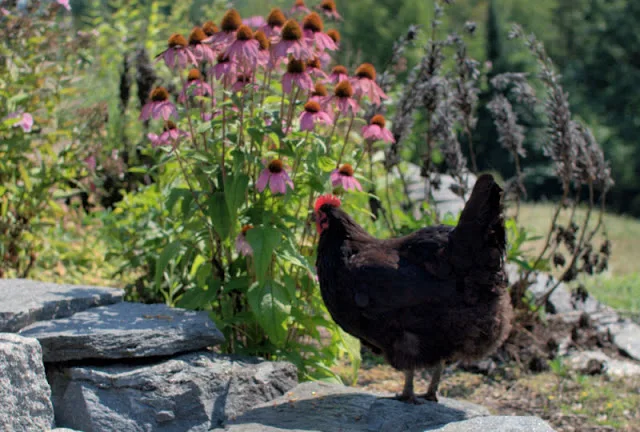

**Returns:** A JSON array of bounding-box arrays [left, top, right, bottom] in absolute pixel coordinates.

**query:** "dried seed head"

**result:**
[[371, 115, 386, 128], [187, 69, 202, 81], [334, 80, 354, 98], [355, 63, 376, 80], [255, 30, 270, 50], [304, 100, 321, 113], [163, 120, 177, 131], [307, 57, 321, 69], [268, 159, 284, 173], [202, 21, 219, 36], [320, 0, 337, 14], [312, 83, 328, 97], [267, 8, 286, 28], [221, 9, 242, 33], [150, 87, 169, 102], [168, 33, 188, 48], [327, 29, 340, 44], [303, 12, 324, 33], [236, 74, 252, 84], [332, 65, 348, 75], [217, 53, 230, 63], [287, 58, 306, 74], [281, 20, 303, 41], [236, 25, 254, 41], [188, 27, 206, 45]]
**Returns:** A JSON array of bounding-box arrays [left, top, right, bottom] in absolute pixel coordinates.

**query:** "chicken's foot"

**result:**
[[418, 361, 444, 402], [392, 370, 424, 405]]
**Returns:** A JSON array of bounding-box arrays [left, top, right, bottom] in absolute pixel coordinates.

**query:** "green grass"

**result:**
[[518, 203, 640, 314]]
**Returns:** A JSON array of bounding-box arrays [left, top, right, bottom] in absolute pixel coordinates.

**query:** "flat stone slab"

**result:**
[[19, 302, 224, 362], [0, 278, 124, 332], [48, 351, 297, 432], [607, 321, 640, 362], [428, 416, 555, 431], [214, 381, 489, 432], [565, 350, 640, 377], [0, 333, 54, 431]]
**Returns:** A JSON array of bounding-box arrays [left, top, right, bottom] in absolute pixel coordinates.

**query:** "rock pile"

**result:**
[[1, 278, 558, 431]]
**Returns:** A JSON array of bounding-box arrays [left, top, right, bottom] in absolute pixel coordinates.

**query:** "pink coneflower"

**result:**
[[223, 25, 260, 69], [302, 12, 337, 52], [188, 27, 216, 64], [257, 159, 294, 194], [202, 21, 219, 38], [351, 63, 388, 106], [282, 58, 314, 93], [299, 100, 333, 131], [254, 30, 271, 67], [306, 57, 328, 79], [232, 73, 257, 92], [208, 9, 242, 46], [325, 80, 359, 115], [318, 0, 342, 20], [261, 8, 286, 40], [179, 69, 213, 103], [235, 225, 254, 257], [84, 155, 97, 172], [327, 29, 341, 46], [362, 115, 395, 143], [56, 0, 71, 11], [243, 16, 266, 29], [7, 112, 34, 133], [331, 164, 362, 191], [140, 87, 178, 121], [147, 121, 189, 149], [156, 34, 197, 70], [291, 0, 310, 14], [327, 65, 348, 85], [211, 53, 238, 88], [272, 19, 310, 60]]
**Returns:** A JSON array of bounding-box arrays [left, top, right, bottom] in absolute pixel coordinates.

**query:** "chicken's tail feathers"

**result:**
[[450, 174, 506, 261]]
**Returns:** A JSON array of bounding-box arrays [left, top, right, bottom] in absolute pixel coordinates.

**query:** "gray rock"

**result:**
[[19, 302, 224, 362], [0, 278, 124, 332], [51, 429, 83, 432], [425, 416, 555, 431], [0, 333, 54, 431], [215, 382, 489, 432], [607, 321, 640, 362], [565, 350, 640, 377], [393, 163, 476, 218], [48, 351, 297, 432]]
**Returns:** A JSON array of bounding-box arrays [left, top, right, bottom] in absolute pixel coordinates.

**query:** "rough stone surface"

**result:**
[[0, 278, 124, 332], [607, 321, 640, 362], [0, 333, 54, 431], [394, 163, 476, 218], [48, 351, 297, 432], [426, 416, 555, 431], [19, 302, 225, 362], [566, 350, 640, 377], [211, 382, 549, 432]]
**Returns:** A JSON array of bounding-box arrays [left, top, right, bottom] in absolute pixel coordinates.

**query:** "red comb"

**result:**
[[314, 194, 341, 212]]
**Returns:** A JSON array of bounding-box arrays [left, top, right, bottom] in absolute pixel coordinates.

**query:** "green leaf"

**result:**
[[318, 156, 336, 172], [154, 240, 183, 293], [226, 174, 249, 220], [246, 226, 281, 283], [18, 164, 32, 192], [177, 279, 221, 310], [247, 280, 291, 345], [208, 192, 231, 239]]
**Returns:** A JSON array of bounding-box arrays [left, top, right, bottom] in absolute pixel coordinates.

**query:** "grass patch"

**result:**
[[582, 273, 640, 316], [517, 203, 640, 276]]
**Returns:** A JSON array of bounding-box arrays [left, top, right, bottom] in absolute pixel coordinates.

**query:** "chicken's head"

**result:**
[[313, 194, 341, 234]]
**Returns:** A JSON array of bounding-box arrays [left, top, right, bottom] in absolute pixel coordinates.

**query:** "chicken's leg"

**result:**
[[393, 370, 424, 404], [419, 361, 444, 402]]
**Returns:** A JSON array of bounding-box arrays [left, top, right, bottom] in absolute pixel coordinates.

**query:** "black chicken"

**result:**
[[314, 174, 513, 403]]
